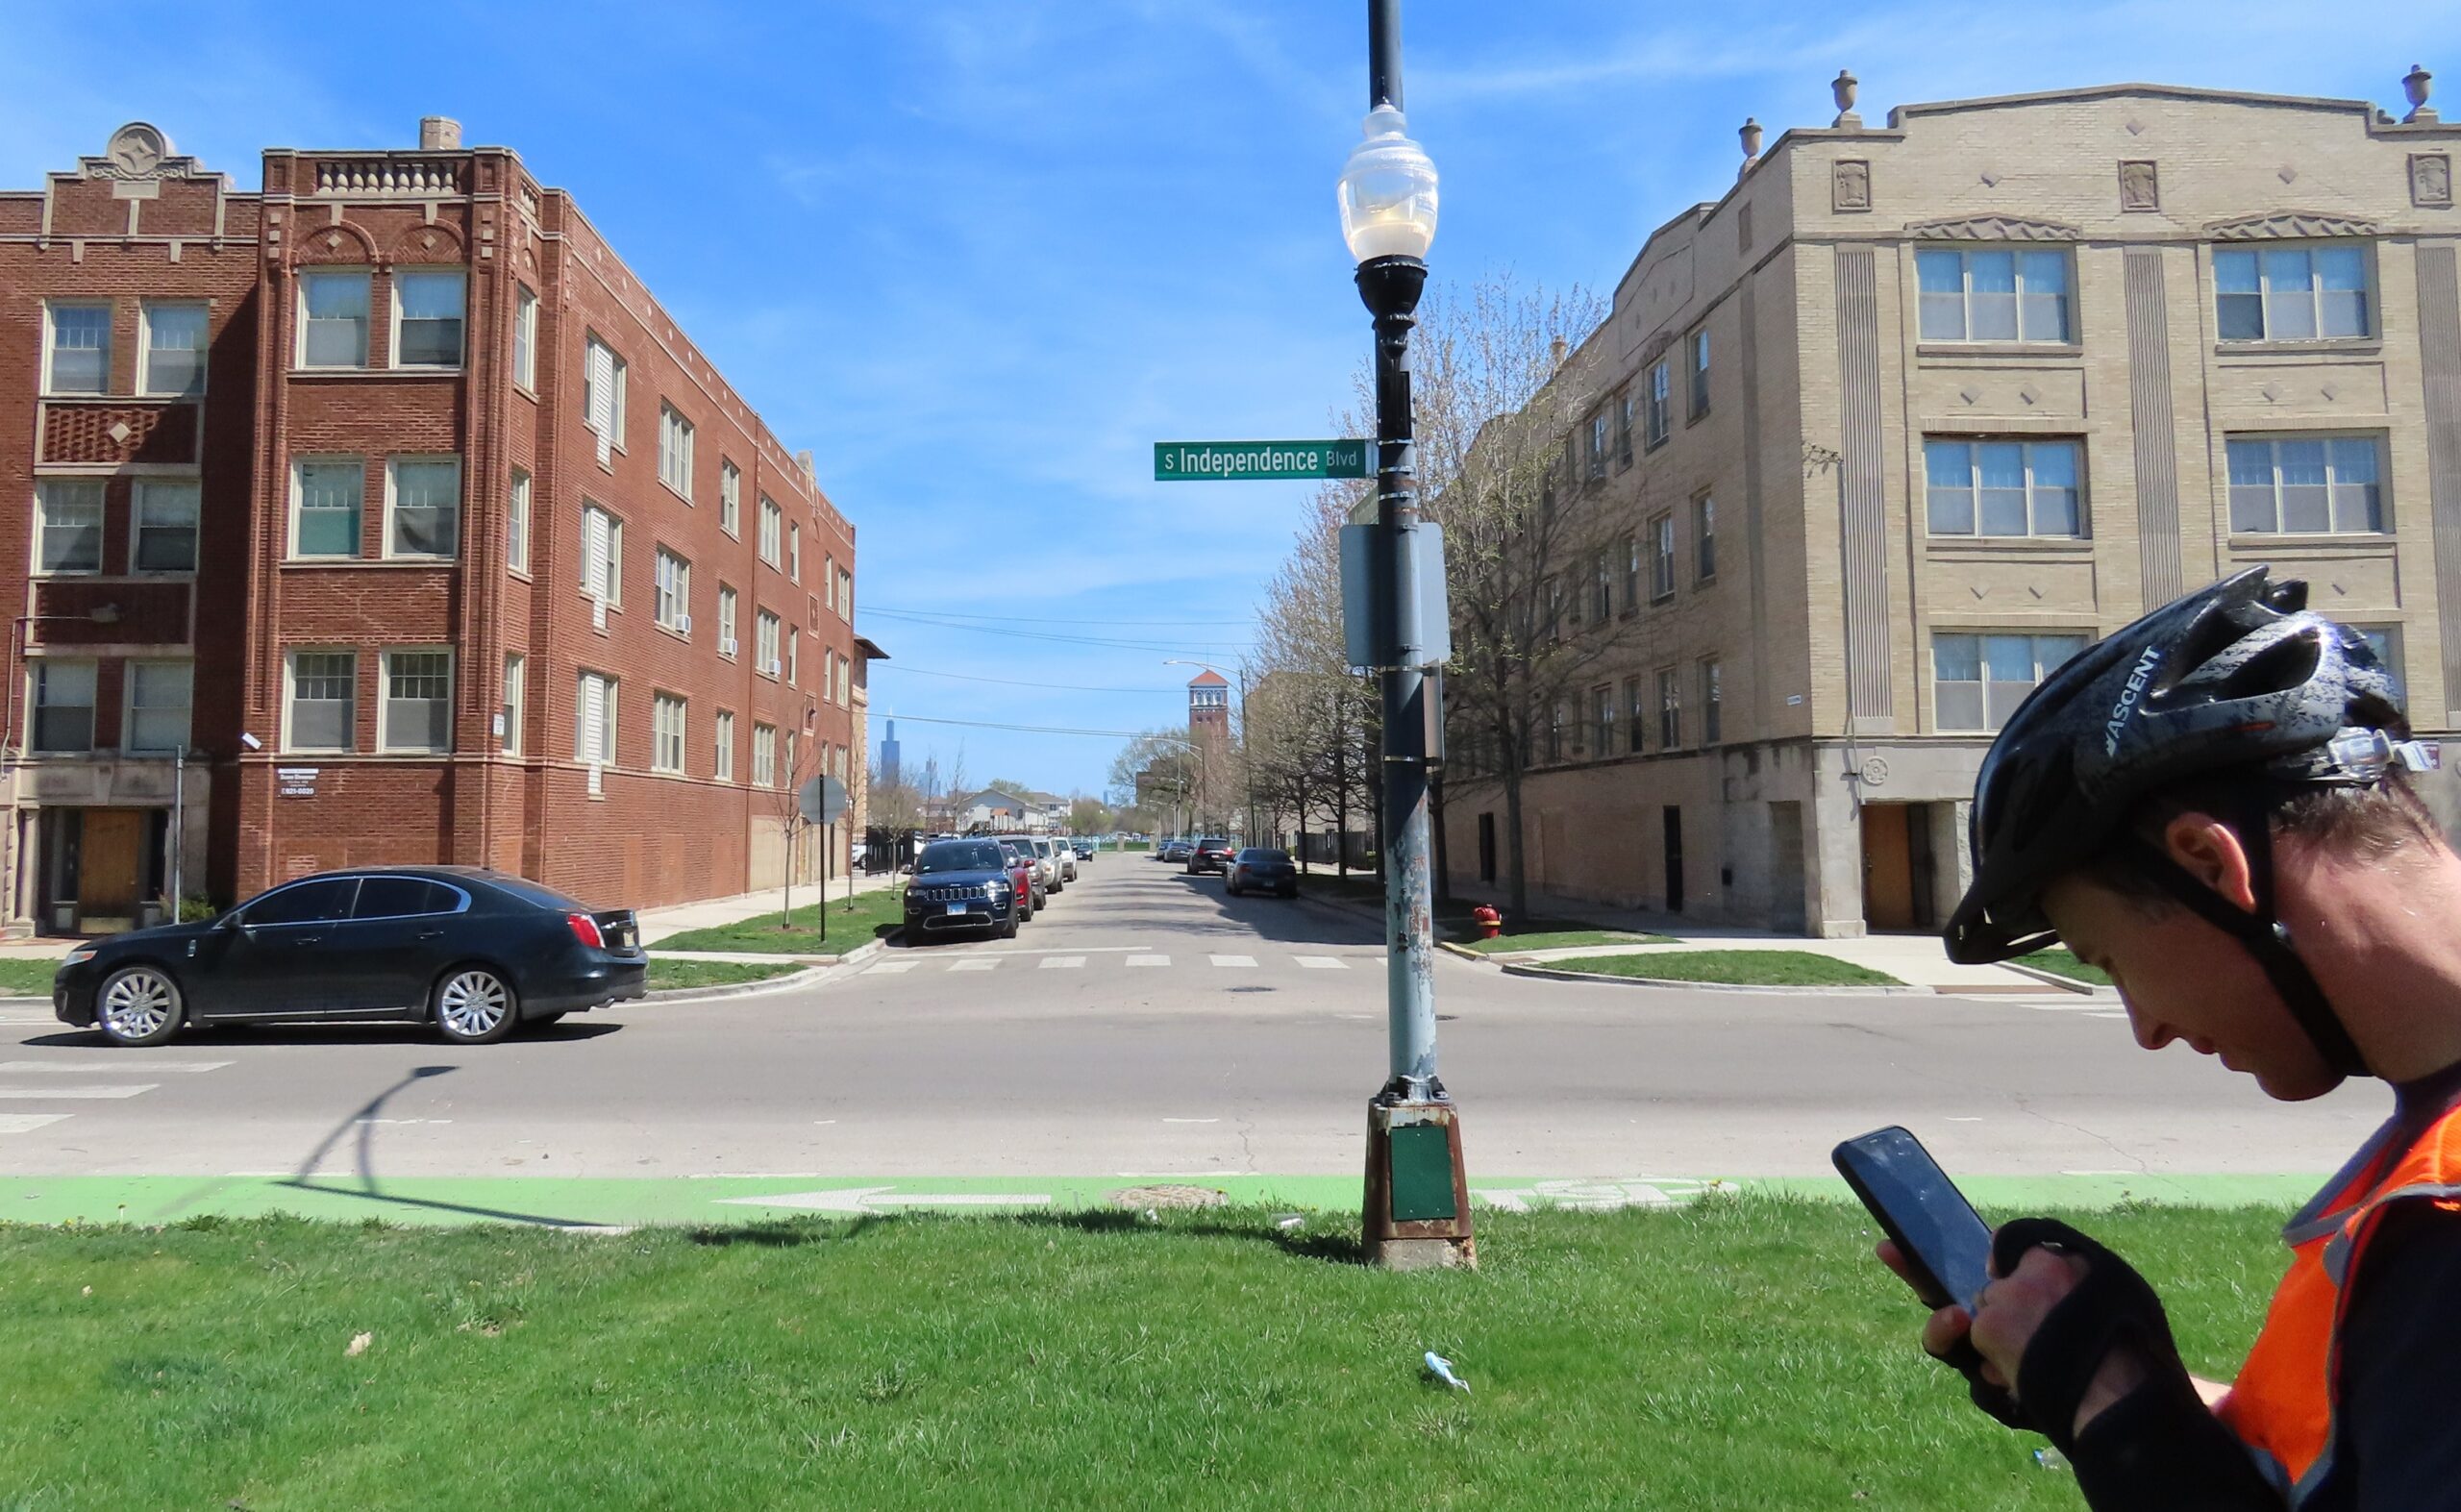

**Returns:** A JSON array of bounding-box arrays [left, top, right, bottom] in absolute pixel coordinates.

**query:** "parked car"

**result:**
[[1032, 837, 1069, 892], [1226, 848, 1299, 898], [1073, 839, 1095, 862], [1049, 838, 1079, 884], [1159, 838, 1194, 863], [999, 834, 1056, 894], [1185, 837, 1237, 876], [904, 838, 1024, 943], [54, 867, 646, 1048], [995, 837, 1045, 916]]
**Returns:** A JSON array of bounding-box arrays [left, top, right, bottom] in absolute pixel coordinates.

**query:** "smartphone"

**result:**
[[1832, 1126, 1995, 1311]]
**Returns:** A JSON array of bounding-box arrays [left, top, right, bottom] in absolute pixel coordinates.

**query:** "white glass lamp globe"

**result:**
[[1338, 105, 1439, 263]]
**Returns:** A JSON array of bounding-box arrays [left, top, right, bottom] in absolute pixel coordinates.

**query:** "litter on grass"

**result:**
[[1424, 1351, 1469, 1393]]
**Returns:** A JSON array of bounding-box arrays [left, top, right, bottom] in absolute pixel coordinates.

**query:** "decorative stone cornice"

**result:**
[[1904, 213, 2082, 242], [2206, 211, 2381, 240], [77, 122, 209, 183]]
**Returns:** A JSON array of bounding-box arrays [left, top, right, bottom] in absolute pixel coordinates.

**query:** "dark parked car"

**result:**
[[995, 837, 1044, 917], [904, 838, 1023, 943], [1158, 838, 1194, 863], [1072, 840, 1095, 862], [55, 867, 646, 1048], [1226, 848, 1299, 898], [1185, 837, 1237, 876]]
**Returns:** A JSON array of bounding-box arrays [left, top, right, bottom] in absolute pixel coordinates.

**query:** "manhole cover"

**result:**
[[1109, 1184, 1228, 1210]]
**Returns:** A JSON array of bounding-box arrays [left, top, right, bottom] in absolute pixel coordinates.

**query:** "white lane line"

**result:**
[[949, 947, 1155, 957], [862, 961, 917, 975], [1293, 956, 1346, 970], [1209, 954, 1257, 969], [1126, 954, 1171, 968], [0, 1114, 70, 1134], [0, 1084, 157, 1100], [1038, 956, 1087, 970], [0, 1059, 230, 1074], [949, 959, 998, 973], [1162, 1117, 1219, 1124]]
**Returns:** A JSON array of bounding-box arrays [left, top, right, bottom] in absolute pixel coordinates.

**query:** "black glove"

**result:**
[[1931, 1332, 2029, 1431], [1988, 1217, 2199, 1455]]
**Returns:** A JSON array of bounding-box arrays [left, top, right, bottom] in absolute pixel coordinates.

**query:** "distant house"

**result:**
[[960, 789, 1039, 832]]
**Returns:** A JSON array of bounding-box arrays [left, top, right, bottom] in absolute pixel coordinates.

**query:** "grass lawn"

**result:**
[[1543, 950, 1904, 987], [0, 958, 58, 997], [644, 959, 804, 993], [1458, 928, 1671, 955], [0, 1200, 2284, 1509], [651, 888, 905, 955], [2015, 949, 2115, 987]]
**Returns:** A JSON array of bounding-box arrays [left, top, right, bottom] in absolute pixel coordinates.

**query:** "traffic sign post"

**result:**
[[800, 777, 849, 944], [1154, 439, 1369, 482]]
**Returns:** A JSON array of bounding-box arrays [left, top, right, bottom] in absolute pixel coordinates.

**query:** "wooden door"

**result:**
[[79, 808, 145, 924], [1860, 804, 1916, 930]]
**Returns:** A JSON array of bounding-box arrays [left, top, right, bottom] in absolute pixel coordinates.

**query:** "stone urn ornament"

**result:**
[[1833, 69, 1861, 127]]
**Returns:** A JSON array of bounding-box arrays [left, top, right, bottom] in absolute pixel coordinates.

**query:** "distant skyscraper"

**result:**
[[881, 719, 902, 789]]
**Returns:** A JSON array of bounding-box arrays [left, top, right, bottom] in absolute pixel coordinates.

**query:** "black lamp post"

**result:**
[[1341, 0, 1471, 1270]]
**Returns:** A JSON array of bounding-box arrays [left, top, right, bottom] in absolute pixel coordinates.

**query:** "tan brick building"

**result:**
[[0, 119, 866, 932], [1440, 76, 2461, 935]]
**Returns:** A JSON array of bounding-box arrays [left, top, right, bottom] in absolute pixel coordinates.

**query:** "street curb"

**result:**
[[840, 935, 889, 967], [2000, 960, 2116, 996], [1435, 940, 1494, 963], [1499, 961, 1929, 995], [642, 965, 828, 1004], [0, 996, 45, 1008]]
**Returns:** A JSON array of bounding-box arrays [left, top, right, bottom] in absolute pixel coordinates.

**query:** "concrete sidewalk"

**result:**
[[634, 871, 899, 947]]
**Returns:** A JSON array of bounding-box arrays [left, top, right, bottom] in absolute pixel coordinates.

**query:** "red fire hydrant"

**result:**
[[1472, 904, 1504, 941]]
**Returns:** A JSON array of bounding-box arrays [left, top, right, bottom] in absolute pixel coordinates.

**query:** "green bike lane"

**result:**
[[0, 1170, 2332, 1228]]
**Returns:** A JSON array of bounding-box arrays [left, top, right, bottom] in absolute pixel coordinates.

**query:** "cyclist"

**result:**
[[1887, 567, 2461, 1508]]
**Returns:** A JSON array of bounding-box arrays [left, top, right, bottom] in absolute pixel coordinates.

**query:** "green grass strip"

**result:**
[[1460, 929, 1672, 954], [2014, 949, 2113, 987], [644, 959, 803, 992], [0, 958, 58, 997], [653, 889, 905, 954], [1543, 950, 1903, 987]]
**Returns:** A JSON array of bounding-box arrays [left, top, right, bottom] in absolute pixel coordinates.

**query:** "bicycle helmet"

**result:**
[[1945, 567, 2413, 1077]]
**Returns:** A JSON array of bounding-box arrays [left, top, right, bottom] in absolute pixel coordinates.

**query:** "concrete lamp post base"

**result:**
[[1361, 1099, 1476, 1270]]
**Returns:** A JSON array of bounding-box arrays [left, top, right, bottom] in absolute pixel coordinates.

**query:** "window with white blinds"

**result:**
[[576, 671, 618, 770], [583, 335, 625, 463], [582, 504, 622, 605]]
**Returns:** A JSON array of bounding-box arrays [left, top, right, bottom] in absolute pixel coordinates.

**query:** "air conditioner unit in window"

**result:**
[[676, 613, 692, 635], [765, 658, 783, 677], [720, 636, 737, 657]]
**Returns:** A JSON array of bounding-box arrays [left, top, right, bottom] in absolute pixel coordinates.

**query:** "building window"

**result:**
[[31, 660, 97, 754], [286, 651, 357, 752], [35, 481, 104, 574], [1542, 577, 1563, 642], [753, 722, 778, 787], [2215, 245, 2369, 341], [759, 496, 783, 566], [141, 303, 208, 396], [1916, 248, 2072, 342], [715, 709, 735, 781], [508, 468, 531, 574], [837, 654, 850, 706], [1615, 390, 1634, 467], [1651, 512, 1676, 602], [133, 480, 200, 573], [582, 503, 623, 605], [1657, 667, 1682, 749], [1586, 410, 1609, 481], [299, 272, 370, 368], [1646, 360, 1672, 447], [718, 585, 738, 657], [783, 732, 799, 788], [1694, 495, 1717, 582], [787, 628, 801, 685], [382, 650, 453, 753], [1625, 676, 1645, 754], [292, 458, 364, 558], [789, 523, 801, 581], [1924, 438, 2083, 537], [583, 335, 628, 455], [837, 566, 853, 616], [385, 457, 461, 558], [502, 653, 525, 756], [1592, 684, 1616, 756], [820, 647, 834, 703], [721, 460, 741, 536], [1689, 329, 1711, 418], [1545, 702, 1565, 763], [576, 671, 618, 770], [393, 271, 465, 367], [757, 610, 783, 677], [653, 693, 686, 774], [1701, 658, 1722, 745], [1620, 534, 1640, 613], [512, 285, 537, 389], [654, 549, 691, 632], [45, 304, 111, 394], [2357, 627, 2406, 702], [126, 661, 193, 755], [2226, 435, 2383, 534], [1933, 632, 2089, 731], [1588, 551, 1612, 624], [659, 404, 695, 500]]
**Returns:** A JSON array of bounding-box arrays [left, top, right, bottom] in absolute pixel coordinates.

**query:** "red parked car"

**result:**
[[995, 837, 1042, 920]]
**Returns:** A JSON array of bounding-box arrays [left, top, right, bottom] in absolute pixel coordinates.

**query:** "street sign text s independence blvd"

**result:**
[[1155, 440, 1369, 482]]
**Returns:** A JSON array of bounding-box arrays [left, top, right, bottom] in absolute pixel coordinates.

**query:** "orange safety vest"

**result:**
[[2218, 1101, 2461, 1503]]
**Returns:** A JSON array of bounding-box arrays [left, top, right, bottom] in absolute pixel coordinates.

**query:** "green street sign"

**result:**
[[1155, 439, 1370, 482]]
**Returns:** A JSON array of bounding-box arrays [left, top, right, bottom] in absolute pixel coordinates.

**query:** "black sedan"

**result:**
[[55, 867, 647, 1048], [903, 838, 1022, 942], [1225, 848, 1299, 898], [1185, 837, 1237, 876]]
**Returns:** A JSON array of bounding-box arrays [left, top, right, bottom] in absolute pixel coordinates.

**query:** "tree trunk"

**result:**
[[1333, 741, 1349, 877], [1503, 763, 1531, 920]]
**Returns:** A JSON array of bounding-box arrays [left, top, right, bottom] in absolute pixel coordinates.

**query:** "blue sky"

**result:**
[[6, 0, 2459, 798]]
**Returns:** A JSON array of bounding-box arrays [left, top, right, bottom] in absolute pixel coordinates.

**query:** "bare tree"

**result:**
[[1248, 483, 1381, 874], [767, 723, 831, 926]]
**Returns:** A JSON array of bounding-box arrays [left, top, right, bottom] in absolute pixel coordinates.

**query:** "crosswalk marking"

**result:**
[[1126, 954, 1170, 968], [0, 1059, 230, 1074], [949, 959, 997, 973], [0, 1084, 158, 1100], [0, 1114, 70, 1134], [861, 961, 917, 975], [1293, 956, 1346, 970], [1038, 956, 1086, 970], [1208, 954, 1257, 969]]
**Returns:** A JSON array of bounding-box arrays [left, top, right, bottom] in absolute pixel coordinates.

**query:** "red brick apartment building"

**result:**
[[0, 119, 870, 934]]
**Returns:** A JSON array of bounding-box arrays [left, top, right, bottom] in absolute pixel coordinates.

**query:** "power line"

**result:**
[[878, 665, 1183, 694], [859, 610, 1251, 656], [880, 713, 1187, 739], [863, 606, 1257, 628]]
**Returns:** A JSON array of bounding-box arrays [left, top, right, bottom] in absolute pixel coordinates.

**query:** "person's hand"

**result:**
[[1877, 1235, 2150, 1440]]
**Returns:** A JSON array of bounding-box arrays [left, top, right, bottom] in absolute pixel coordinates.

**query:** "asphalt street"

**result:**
[[0, 853, 2392, 1204]]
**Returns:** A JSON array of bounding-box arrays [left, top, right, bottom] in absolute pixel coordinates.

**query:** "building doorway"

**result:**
[[1662, 806, 1684, 913], [37, 807, 166, 935], [1859, 802, 1936, 930]]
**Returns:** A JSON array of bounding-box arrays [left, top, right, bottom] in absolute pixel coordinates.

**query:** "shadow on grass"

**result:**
[[1010, 1206, 1369, 1267], [687, 1215, 885, 1248]]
